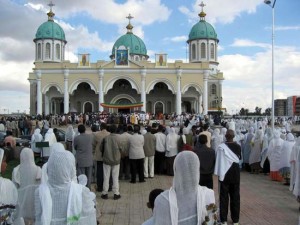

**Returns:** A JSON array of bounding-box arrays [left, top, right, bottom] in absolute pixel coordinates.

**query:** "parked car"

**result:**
[[0, 131, 31, 147]]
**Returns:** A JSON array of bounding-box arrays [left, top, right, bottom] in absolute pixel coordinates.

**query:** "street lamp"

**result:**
[[264, 0, 276, 132]]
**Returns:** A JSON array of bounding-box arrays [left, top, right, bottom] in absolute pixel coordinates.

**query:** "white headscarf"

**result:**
[[65, 125, 75, 141], [153, 151, 215, 225], [44, 128, 57, 145], [12, 148, 41, 220], [38, 149, 83, 225]]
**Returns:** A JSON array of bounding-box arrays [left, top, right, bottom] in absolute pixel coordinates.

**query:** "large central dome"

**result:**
[[112, 33, 147, 56], [110, 15, 148, 60]]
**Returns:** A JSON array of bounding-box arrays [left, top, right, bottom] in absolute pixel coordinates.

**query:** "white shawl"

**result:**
[[214, 143, 239, 181]]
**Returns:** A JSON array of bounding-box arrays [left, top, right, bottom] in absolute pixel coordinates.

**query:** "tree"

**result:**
[[264, 107, 271, 116], [240, 108, 246, 116], [255, 106, 262, 115]]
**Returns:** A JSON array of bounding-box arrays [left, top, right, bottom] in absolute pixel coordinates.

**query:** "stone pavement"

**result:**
[[96, 171, 299, 225]]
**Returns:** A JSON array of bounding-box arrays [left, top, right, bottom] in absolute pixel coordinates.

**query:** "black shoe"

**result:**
[[114, 194, 121, 200], [101, 194, 108, 200], [139, 180, 146, 183], [149, 176, 154, 179], [130, 180, 136, 183]]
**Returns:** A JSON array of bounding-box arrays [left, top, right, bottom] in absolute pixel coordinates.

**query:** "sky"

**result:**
[[0, 0, 300, 115]]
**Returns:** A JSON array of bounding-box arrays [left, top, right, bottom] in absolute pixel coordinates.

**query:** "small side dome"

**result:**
[[188, 21, 218, 41], [35, 21, 66, 41], [187, 2, 218, 43], [34, 5, 66, 43]]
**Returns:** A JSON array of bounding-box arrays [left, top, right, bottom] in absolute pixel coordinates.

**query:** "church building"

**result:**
[[28, 3, 224, 116]]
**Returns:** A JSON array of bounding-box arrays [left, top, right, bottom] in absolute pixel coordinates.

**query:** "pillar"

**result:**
[[98, 69, 104, 112], [36, 70, 42, 115], [203, 70, 209, 115], [45, 95, 50, 115], [141, 68, 147, 112], [176, 69, 182, 114], [64, 69, 69, 113], [199, 95, 203, 114], [219, 80, 223, 108]]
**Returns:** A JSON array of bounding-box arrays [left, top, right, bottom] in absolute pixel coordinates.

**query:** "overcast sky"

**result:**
[[0, 0, 299, 115]]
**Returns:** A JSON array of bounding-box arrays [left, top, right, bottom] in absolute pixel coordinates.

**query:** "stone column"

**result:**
[[203, 70, 209, 115], [199, 95, 203, 114], [140, 68, 147, 112], [219, 80, 223, 108], [64, 69, 69, 113], [36, 70, 42, 115], [98, 69, 104, 112], [45, 95, 49, 115], [176, 69, 182, 114]]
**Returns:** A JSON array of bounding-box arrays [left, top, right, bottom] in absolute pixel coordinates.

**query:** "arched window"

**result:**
[[37, 43, 41, 59], [210, 43, 215, 59], [135, 56, 139, 61], [45, 43, 51, 59], [56, 44, 60, 59], [192, 44, 196, 59], [211, 84, 217, 95], [201, 43, 206, 58]]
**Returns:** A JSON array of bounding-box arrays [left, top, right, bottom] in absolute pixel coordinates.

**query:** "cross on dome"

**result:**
[[126, 14, 134, 33], [198, 1, 206, 20], [47, 1, 55, 21], [126, 14, 134, 23], [199, 1, 206, 12], [48, 1, 55, 11]]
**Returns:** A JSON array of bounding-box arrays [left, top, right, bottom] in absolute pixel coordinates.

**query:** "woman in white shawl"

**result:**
[[65, 125, 75, 152], [31, 128, 43, 153], [267, 129, 284, 182], [43, 128, 57, 158], [242, 127, 255, 172], [260, 127, 273, 175], [211, 128, 223, 152], [153, 151, 215, 225], [165, 127, 179, 176], [290, 137, 300, 192], [293, 139, 300, 212], [34, 147, 96, 225], [279, 133, 295, 185], [0, 148, 18, 224], [249, 129, 263, 174], [12, 148, 42, 224]]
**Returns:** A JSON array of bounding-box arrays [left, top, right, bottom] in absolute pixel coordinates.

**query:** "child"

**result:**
[[142, 188, 164, 225]]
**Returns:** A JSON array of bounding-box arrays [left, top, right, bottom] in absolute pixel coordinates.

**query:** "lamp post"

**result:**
[[264, 0, 276, 132]]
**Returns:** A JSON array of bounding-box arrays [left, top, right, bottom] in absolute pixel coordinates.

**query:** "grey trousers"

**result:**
[[77, 166, 93, 188]]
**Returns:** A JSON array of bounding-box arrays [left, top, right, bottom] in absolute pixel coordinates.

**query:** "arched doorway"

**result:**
[[154, 101, 164, 118], [117, 98, 131, 114], [84, 102, 93, 113], [182, 101, 192, 113]]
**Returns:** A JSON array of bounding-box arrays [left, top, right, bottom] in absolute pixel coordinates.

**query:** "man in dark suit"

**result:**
[[74, 124, 94, 188]]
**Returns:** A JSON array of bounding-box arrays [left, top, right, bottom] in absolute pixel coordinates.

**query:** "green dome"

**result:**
[[112, 33, 147, 56], [188, 20, 218, 42], [34, 20, 66, 42]]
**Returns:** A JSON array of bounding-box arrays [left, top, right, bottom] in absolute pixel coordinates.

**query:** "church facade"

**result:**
[[28, 4, 224, 116]]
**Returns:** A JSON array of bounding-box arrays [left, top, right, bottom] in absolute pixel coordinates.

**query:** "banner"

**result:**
[[155, 53, 167, 66]]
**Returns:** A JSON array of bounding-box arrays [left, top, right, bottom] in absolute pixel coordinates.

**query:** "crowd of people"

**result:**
[[0, 113, 300, 225]]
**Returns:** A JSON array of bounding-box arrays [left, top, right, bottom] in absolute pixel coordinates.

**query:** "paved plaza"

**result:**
[[96, 171, 299, 225]]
